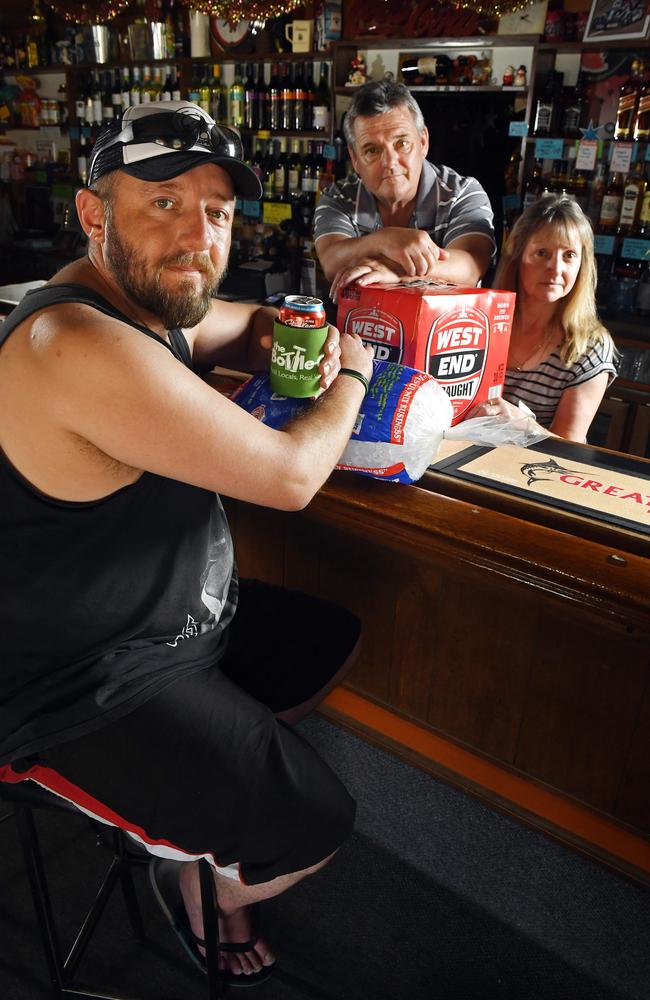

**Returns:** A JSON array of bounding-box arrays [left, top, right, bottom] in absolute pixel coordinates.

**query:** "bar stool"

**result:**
[[0, 779, 224, 999]]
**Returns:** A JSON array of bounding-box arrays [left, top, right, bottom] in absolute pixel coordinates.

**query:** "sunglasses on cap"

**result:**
[[88, 108, 244, 181]]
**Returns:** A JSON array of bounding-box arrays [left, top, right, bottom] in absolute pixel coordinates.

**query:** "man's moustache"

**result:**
[[162, 254, 217, 277]]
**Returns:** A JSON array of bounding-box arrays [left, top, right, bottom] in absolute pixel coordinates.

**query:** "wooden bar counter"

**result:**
[[223, 436, 650, 885]]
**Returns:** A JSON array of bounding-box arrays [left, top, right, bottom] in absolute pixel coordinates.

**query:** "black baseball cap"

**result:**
[[87, 100, 262, 200]]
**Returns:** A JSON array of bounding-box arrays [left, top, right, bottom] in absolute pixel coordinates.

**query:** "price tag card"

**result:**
[[323, 143, 336, 159], [534, 138, 564, 159], [502, 193, 521, 211], [594, 234, 616, 255], [240, 199, 261, 218], [263, 201, 292, 225], [621, 238, 650, 260], [610, 142, 633, 174], [69, 126, 80, 140], [508, 121, 529, 137], [575, 140, 598, 171]]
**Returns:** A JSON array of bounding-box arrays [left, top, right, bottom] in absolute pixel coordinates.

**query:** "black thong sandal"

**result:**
[[149, 858, 275, 988]]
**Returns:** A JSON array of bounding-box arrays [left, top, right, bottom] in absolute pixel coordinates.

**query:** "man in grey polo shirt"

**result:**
[[314, 80, 496, 300]]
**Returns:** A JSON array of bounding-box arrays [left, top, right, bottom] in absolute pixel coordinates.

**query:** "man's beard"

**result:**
[[104, 225, 226, 329]]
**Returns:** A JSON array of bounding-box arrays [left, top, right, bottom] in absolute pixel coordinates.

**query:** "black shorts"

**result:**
[[9, 580, 360, 885]]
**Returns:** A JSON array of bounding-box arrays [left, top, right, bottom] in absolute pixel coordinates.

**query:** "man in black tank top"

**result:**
[[0, 100, 374, 985]]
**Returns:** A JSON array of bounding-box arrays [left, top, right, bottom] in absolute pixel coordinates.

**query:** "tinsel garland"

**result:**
[[41, 0, 132, 23], [455, 0, 535, 13], [179, 0, 302, 25]]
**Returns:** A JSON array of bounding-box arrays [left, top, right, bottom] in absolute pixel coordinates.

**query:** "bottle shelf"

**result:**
[[335, 85, 528, 96]]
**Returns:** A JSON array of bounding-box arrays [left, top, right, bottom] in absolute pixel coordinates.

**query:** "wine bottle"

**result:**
[[130, 66, 142, 107], [400, 54, 452, 84], [199, 65, 211, 114], [313, 63, 331, 132], [280, 62, 293, 132], [101, 71, 114, 127], [244, 63, 256, 130], [229, 63, 244, 128], [293, 61, 305, 131], [256, 64, 268, 131], [274, 138, 288, 201], [598, 172, 624, 232], [288, 138, 302, 199], [262, 137, 275, 200], [269, 63, 280, 132]]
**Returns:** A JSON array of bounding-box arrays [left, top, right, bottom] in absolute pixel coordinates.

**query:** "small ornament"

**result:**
[[502, 65, 515, 87], [514, 65, 527, 88], [580, 120, 601, 141], [347, 52, 368, 87]]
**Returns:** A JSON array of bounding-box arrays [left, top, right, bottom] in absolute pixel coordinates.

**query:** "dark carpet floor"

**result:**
[[1, 715, 649, 1000]]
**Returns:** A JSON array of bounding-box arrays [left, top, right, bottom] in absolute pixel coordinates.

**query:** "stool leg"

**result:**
[[113, 829, 146, 943], [13, 804, 66, 997], [199, 859, 224, 999]]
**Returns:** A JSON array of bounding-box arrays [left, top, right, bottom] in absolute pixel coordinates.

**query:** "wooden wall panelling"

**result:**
[[314, 524, 399, 704], [422, 573, 537, 763], [514, 620, 648, 813], [387, 563, 445, 723], [614, 673, 650, 831]]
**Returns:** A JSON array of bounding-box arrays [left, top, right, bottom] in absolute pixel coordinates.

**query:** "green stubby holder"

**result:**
[[269, 318, 329, 398]]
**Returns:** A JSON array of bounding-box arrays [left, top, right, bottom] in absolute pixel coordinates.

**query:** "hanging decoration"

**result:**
[[453, 0, 535, 15], [179, 0, 302, 27], [41, 0, 131, 23]]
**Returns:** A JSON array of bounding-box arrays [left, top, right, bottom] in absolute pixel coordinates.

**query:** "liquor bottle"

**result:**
[[161, 66, 174, 101], [274, 138, 288, 201], [141, 66, 155, 103], [288, 139, 302, 199], [635, 262, 650, 316], [400, 54, 453, 85], [586, 161, 606, 225], [210, 64, 226, 123], [533, 69, 563, 136], [293, 61, 305, 131], [269, 63, 280, 132], [262, 138, 275, 200], [614, 60, 644, 141], [334, 132, 347, 180], [244, 63, 256, 130], [618, 161, 647, 235], [572, 170, 589, 213], [188, 64, 201, 104], [172, 66, 181, 101], [90, 71, 103, 130], [229, 64, 244, 127], [130, 66, 142, 106], [598, 172, 623, 232], [280, 63, 293, 132], [74, 79, 86, 127], [199, 66, 211, 114], [522, 160, 543, 209], [101, 71, 114, 127], [610, 244, 641, 314], [112, 68, 123, 120], [255, 64, 268, 131], [121, 68, 131, 113], [304, 62, 316, 131], [57, 79, 69, 127], [301, 140, 316, 205], [561, 73, 587, 138], [152, 66, 163, 101], [77, 135, 90, 185], [637, 181, 650, 236], [251, 136, 265, 184], [313, 63, 331, 132], [633, 73, 650, 142]]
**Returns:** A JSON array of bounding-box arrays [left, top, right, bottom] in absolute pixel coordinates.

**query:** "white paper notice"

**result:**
[[610, 143, 633, 175], [576, 140, 598, 171]]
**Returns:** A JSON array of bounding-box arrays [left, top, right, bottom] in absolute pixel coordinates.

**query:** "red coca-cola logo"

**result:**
[[344, 307, 403, 363], [426, 305, 489, 419]]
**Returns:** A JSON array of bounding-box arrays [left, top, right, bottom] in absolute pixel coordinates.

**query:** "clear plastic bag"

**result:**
[[445, 401, 551, 448]]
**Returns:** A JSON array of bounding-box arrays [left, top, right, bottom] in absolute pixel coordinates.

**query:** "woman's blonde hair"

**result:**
[[494, 194, 611, 365]]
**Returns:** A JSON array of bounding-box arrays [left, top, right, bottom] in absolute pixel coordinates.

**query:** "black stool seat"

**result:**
[[1, 777, 224, 999]]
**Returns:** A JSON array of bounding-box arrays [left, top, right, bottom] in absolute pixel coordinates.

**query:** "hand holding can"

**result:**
[[270, 295, 329, 398]]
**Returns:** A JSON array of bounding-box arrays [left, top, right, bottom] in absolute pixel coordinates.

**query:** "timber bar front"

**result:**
[[224, 437, 650, 886]]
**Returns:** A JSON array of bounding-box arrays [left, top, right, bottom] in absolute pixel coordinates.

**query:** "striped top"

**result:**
[[503, 336, 617, 429], [313, 159, 496, 255]]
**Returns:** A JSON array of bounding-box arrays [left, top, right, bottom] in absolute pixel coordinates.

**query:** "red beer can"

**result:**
[[278, 295, 326, 329]]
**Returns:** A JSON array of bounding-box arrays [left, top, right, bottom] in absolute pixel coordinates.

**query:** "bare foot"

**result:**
[[179, 862, 275, 978]]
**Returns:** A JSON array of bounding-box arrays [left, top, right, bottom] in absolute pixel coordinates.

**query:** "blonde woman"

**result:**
[[472, 194, 617, 442]]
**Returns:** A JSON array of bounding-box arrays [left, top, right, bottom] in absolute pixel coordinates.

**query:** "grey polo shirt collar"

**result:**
[[354, 160, 439, 232]]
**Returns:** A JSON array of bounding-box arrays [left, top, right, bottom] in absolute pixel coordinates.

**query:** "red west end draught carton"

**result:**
[[337, 280, 515, 424]]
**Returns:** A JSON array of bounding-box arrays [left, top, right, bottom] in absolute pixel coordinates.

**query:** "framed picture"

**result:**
[[583, 0, 650, 43]]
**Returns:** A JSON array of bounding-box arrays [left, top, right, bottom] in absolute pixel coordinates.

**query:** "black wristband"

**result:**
[[339, 368, 370, 396]]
